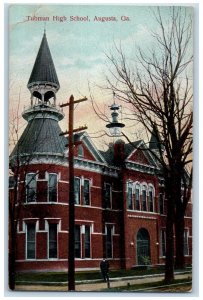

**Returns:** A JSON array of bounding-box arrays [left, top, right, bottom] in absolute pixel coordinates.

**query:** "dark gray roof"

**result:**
[[10, 117, 67, 157], [149, 125, 164, 151], [27, 32, 59, 88], [99, 140, 142, 165]]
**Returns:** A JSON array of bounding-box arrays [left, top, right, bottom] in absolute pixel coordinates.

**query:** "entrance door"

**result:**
[[136, 228, 150, 265]]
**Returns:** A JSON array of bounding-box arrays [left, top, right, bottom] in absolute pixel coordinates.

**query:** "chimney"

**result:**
[[114, 139, 125, 165]]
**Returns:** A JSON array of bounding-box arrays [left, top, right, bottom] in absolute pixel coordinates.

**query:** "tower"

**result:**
[[10, 31, 66, 164], [9, 32, 69, 273]]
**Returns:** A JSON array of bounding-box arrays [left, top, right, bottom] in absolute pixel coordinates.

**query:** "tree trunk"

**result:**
[[164, 177, 175, 283], [164, 198, 175, 283], [9, 222, 16, 290], [175, 208, 185, 269]]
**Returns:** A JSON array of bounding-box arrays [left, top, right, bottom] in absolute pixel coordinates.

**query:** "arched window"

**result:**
[[127, 181, 133, 210], [148, 185, 154, 212], [78, 145, 84, 157], [136, 228, 151, 265], [135, 183, 140, 210], [141, 184, 147, 211]]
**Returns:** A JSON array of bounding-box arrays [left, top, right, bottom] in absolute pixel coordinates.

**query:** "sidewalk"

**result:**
[[15, 271, 192, 292]]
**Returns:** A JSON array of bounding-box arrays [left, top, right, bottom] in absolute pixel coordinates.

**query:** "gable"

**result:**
[[127, 148, 151, 165], [74, 142, 97, 161], [73, 132, 106, 163]]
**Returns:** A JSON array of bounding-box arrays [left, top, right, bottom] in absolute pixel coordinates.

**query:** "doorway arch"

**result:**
[[136, 228, 151, 265]]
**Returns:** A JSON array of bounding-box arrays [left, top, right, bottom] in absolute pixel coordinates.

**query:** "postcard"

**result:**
[[8, 4, 193, 293]]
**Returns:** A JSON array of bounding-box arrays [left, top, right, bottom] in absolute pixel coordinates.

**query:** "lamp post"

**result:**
[[106, 103, 125, 136]]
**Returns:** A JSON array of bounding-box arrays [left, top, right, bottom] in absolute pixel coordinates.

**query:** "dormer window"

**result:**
[[78, 145, 84, 157]]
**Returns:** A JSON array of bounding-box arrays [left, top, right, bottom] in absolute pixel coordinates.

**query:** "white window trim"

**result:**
[[26, 223, 36, 260], [148, 185, 155, 212], [105, 224, 114, 259], [48, 173, 58, 203], [47, 223, 58, 260], [135, 182, 141, 211], [26, 173, 37, 203], [84, 225, 92, 259], [141, 183, 148, 211], [78, 144, 84, 157], [74, 177, 81, 205], [127, 181, 133, 210], [160, 228, 166, 257], [83, 179, 91, 206], [74, 224, 82, 258], [104, 183, 112, 209]]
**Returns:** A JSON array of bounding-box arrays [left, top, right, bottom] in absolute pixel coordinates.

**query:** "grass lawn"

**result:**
[[102, 278, 192, 292], [15, 267, 191, 285]]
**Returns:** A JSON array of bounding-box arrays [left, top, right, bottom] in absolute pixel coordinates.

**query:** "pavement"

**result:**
[[15, 271, 192, 292]]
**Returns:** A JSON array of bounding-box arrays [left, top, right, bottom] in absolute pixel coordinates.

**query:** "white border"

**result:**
[[2, 1, 201, 299]]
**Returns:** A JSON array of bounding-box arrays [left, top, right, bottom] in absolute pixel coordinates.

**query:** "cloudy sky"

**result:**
[[9, 4, 193, 150]]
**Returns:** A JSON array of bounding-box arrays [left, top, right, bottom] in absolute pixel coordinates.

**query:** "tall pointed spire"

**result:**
[[149, 124, 164, 152], [27, 32, 60, 102]]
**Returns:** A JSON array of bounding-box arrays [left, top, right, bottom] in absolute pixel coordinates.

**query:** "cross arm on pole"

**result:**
[[60, 96, 87, 108]]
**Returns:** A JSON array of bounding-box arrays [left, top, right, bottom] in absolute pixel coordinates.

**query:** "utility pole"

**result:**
[[60, 95, 87, 291]]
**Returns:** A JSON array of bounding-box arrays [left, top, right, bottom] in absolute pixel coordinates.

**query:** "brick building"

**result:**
[[9, 32, 192, 272]]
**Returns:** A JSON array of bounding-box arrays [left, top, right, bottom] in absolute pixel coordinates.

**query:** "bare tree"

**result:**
[[98, 7, 193, 282]]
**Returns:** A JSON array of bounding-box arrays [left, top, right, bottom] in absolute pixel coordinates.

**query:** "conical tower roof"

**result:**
[[149, 125, 164, 151], [10, 117, 67, 158], [27, 32, 60, 89]]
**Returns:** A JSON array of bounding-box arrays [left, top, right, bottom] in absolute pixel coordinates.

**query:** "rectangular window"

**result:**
[[159, 193, 164, 214], [148, 190, 154, 212], [84, 226, 91, 258], [48, 174, 57, 202], [26, 173, 36, 202], [75, 225, 81, 258], [106, 226, 113, 258], [142, 189, 147, 211], [26, 223, 36, 259], [184, 229, 189, 256], [104, 183, 111, 208], [135, 188, 140, 210], [160, 229, 166, 257], [74, 177, 81, 205], [83, 179, 90, 205], [127, 183, 133, 210], [49, 224, 57, 258]]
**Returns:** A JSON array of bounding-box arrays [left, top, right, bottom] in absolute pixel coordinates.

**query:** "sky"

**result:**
[[9, 4, 193, 151]]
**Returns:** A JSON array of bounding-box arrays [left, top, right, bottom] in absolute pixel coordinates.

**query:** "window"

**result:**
[[160, 229, 166, 257], [78, 145, 84, 157], [159, 193, 164, 214], [135, 184, 140, 210], [75, 225, 81, 258], [48, 174, 57, 202], [49, 224, 57, 258], [74, 177, 81, 205], [148, 186, 154, 212], [127, 182, 133, 210], [83, 179, 90, 205], [26, 173, 36, 202], [106, 226, 113, 258], [84, 226, 91, 258], [104, 183, 112, 208], [142, 185, 147, 211], [26, 223, 36, 259], [184, 229, 189, 256]]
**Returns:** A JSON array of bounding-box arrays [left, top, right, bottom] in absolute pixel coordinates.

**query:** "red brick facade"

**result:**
[[10, 138, 192, 272]]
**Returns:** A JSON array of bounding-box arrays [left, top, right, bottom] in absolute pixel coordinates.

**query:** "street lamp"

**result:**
[[106, 102, 125, 136]]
